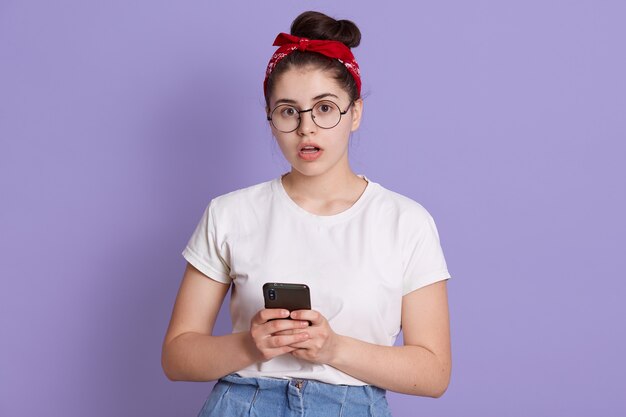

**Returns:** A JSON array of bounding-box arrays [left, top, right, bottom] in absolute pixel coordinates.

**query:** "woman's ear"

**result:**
[[266, 106, 273, 130], [350, 98, 363, 132]]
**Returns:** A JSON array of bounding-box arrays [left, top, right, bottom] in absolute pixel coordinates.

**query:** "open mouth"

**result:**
[[298, 144, 323, 161], [300, 145, 321, 154]]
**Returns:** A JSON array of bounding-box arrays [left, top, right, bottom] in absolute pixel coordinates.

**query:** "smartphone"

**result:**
[[263, 282, 311, 313]]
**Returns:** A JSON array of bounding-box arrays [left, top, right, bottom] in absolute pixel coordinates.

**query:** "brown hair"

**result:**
[[264, 11, 362, 107]]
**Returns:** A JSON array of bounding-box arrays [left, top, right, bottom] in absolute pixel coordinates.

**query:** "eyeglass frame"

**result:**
[[266, 100, 354, 133]]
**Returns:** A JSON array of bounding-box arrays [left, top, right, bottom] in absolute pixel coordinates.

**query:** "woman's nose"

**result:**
[[297, 109, 317, 135]]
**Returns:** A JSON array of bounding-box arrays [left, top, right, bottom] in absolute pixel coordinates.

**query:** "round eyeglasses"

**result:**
[[267, 100, 353, 133]]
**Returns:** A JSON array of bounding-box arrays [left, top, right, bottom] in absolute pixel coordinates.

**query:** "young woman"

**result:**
[[162, 11, 452, 416]]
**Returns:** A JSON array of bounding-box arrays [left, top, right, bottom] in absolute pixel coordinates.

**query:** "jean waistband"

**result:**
[[221, 373, 386, 400]]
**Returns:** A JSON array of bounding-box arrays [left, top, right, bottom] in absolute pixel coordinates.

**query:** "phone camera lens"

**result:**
[[268, 289, 276, 300]]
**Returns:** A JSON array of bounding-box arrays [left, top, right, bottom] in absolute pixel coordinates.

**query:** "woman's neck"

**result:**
[[281, 169, 368, 216]]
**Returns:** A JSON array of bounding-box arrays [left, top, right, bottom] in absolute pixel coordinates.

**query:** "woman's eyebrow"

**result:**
[[312, 93, 339, 101], [273, 98, 298, 106], [273, 93, 340, 107]]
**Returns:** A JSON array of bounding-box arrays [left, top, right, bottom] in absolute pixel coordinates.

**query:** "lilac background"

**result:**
[[1, 1, 625, 416]]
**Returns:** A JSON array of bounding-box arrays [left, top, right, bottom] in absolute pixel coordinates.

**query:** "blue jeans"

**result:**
[[198, 373, 393, 417]]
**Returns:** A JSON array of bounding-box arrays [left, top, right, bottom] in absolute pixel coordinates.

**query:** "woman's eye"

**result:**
[[316, 102, 337, 114], [281, 107, 297, 117]]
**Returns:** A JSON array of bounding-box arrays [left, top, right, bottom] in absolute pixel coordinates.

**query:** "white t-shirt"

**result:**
[[182, 176, 451, 385]]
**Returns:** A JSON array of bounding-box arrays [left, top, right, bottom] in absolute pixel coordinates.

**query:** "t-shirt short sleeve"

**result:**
[[182, 201, 232, 284], [402, 214, 451, 295]]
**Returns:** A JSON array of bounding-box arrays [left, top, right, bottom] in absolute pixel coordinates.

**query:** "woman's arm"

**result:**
[[161, 263, 250, 381], [161, 263, 309, 381], [289, 280, 452, 397]]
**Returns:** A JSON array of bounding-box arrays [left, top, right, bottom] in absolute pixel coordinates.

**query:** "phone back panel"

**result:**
[[263, 283, 311, 311]]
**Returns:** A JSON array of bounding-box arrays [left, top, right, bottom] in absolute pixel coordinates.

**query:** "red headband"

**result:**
[[263, 32, 361, 97]]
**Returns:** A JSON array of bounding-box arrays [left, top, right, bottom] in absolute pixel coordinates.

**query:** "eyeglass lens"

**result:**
[[270, 100, 344, 132]]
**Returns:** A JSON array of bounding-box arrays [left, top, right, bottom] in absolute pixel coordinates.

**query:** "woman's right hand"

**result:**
[[248, 309, 310, 361]]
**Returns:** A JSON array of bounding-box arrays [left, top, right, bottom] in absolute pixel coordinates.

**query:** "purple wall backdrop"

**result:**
[[1, 1, 625, 416]]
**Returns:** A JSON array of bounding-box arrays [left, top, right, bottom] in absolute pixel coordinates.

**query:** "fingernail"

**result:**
[[282, 310, 290, 317]]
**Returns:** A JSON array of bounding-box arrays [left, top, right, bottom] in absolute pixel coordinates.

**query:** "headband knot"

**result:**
[[297, 37, 310, 51], [264, 32, 361, 97]]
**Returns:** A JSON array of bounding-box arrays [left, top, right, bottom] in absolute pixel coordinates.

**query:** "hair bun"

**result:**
[[291, 11, 361, 48]]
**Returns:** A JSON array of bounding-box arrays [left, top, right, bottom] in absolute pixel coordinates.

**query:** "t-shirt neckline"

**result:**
[[272, 174, 376, 224]]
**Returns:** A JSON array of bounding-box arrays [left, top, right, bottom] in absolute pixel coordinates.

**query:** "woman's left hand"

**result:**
[[286, 309, 341, 364]]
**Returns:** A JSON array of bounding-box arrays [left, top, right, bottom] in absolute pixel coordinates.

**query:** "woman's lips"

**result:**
[[298, 145, 322, 161]]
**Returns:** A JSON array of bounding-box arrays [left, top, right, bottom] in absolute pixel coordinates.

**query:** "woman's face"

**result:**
[[268, 66, 363, 179]]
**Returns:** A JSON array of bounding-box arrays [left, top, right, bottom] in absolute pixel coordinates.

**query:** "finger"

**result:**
[[273, 327, 308, 336], [253, 332, 307, 359], [270, 332, 309, 348], [252, 309, 290, 325], [286, 340, 311, 349], [258, 345, 298, 361], [251, 319, 307, 346], [290, 309, 322, 324], [265, 319, 309, 335]]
